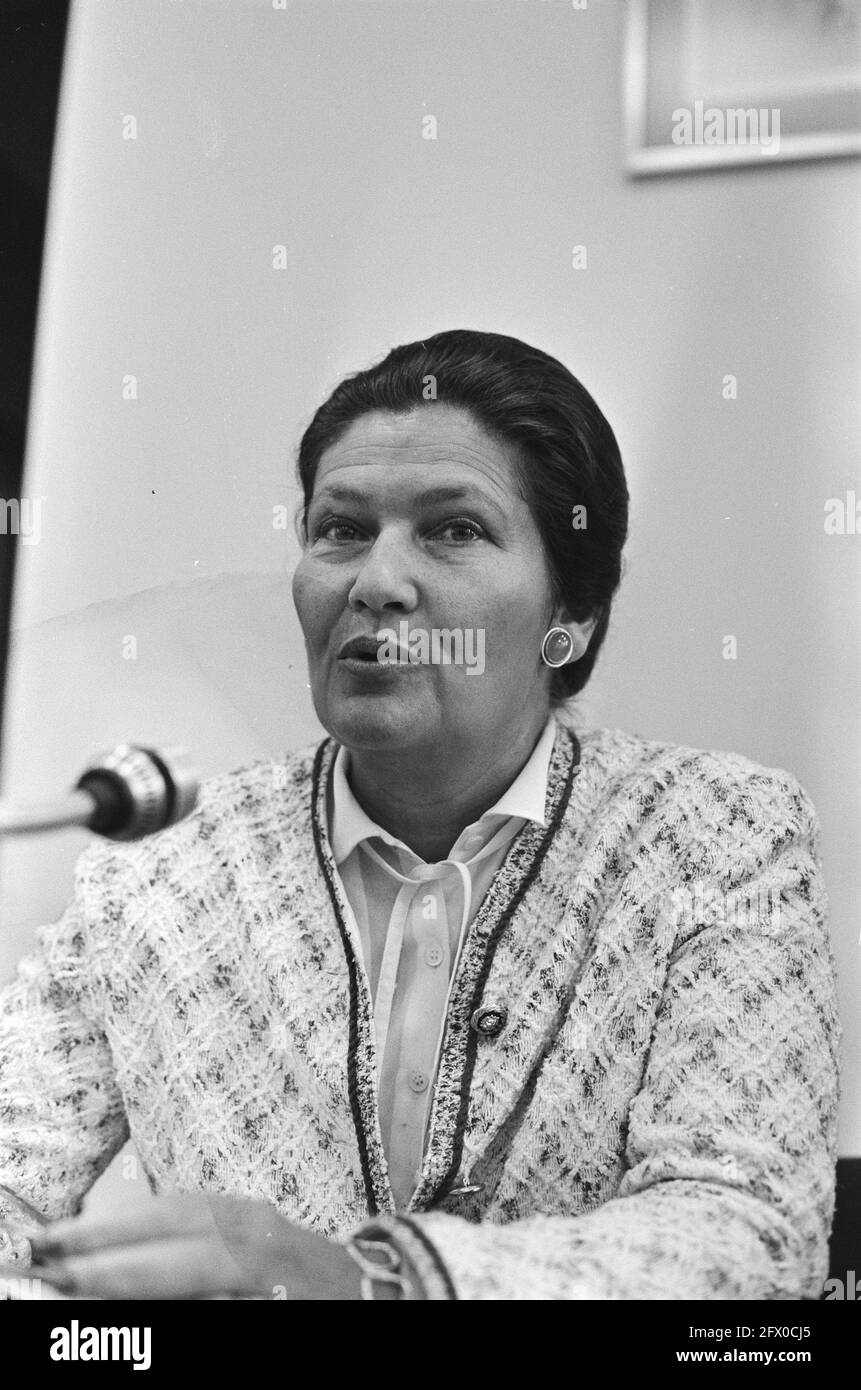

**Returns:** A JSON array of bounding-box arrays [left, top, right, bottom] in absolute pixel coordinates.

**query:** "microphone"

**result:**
[[0, 745, 199, 841]]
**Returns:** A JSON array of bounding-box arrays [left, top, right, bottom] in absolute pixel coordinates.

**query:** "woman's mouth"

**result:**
[[337, 635, 385, 661], [337, 633, 414, 677]]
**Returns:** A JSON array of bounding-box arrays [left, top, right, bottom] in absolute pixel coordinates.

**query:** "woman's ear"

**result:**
[[551, 610, 597, 662]]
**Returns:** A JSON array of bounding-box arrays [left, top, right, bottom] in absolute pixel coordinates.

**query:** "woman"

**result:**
[[0, 329, 841, 1300]]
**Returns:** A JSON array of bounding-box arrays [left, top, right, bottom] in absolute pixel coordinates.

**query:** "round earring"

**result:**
[[540, 626, 575, 668]]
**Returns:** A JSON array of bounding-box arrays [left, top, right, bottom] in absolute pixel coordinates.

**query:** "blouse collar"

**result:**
[[329, 713, 559, 866]]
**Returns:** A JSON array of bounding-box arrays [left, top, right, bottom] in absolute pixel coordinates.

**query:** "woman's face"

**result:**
[[292, 404, 561, 755]]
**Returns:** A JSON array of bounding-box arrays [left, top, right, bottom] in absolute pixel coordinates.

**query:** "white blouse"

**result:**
[[328, 716, 557, 1209]]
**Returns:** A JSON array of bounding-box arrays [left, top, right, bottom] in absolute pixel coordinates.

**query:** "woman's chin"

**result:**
[[318, 687, 433, 751]]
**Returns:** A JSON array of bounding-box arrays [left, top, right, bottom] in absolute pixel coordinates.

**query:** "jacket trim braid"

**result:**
[[310, 736, 383, 1215]]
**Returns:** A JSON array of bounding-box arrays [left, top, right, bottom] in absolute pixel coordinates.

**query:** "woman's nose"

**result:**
[[347, 532, 420, 614]]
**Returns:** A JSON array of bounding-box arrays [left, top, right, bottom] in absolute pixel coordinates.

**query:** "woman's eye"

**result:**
[[433, 519, 484, 543], [312, 518, 361, 542], [309, 516, 485, 545]]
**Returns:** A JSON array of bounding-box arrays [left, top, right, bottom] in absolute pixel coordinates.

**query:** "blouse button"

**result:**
[[424, 944, 444, 968], [407, 1068, 429, 1093], [470, 1004, 508, 1039]]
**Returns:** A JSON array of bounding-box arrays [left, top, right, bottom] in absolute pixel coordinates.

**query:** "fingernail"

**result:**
[[29, 1241, 62, 1266]]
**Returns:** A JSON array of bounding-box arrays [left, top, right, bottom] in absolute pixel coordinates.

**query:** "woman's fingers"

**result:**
[[30, 1192, 222, 1259], [26, 1193, 332, 1299], [37, 1234, 252, 1300]]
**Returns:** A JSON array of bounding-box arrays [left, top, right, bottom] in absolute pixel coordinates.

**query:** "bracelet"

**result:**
[[344, 1235, 413, 1301], [350, 1215, 456, 1300]]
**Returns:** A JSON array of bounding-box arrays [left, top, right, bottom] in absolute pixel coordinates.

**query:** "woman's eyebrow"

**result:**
[[312, 484, 504, 513]]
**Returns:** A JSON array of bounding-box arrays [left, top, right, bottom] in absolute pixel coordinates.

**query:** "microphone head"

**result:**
[[75, 744, 199, 841]]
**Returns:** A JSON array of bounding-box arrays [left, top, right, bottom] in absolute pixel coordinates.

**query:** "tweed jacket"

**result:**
[[0, 722, 842, 1299]]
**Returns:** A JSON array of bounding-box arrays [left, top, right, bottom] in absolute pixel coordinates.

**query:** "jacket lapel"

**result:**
[[308, 738, 396, 1216]]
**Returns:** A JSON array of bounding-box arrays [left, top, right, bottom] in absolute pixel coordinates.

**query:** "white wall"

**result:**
[[3, 0, 859, 1223]]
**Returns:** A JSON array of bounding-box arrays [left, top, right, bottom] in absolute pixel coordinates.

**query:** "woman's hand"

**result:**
[[28, 1192, 364, 1300]]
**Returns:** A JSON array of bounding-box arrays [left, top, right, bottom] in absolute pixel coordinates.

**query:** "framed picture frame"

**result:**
[[624, 0, 861, 175]]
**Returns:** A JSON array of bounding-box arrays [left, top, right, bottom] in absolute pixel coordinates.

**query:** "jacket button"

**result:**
[[470, 1004, 508, 1038]]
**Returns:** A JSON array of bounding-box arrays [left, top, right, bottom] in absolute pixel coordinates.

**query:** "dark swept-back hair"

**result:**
[[296, 328, 628, 704]]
